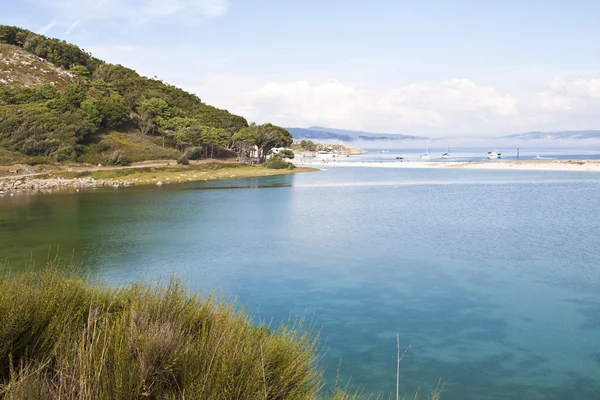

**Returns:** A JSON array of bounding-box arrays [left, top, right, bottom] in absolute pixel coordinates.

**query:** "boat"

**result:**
[[396, 155, 404, 160], [441, 145, 450, 159], [420, 141, 431, 160], [318, 150, 330, 155], [487, 151, 502, 159]]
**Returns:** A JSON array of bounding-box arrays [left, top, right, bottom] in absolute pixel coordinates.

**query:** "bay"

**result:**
[[1, 167, 599, 399]]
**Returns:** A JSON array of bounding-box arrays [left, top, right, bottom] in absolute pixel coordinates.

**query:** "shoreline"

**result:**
[[295, 159, 600, 172], [0, 162, 318, 196]]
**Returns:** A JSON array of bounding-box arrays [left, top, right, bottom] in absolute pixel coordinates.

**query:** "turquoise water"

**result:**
[[1, 167, 600, 399]]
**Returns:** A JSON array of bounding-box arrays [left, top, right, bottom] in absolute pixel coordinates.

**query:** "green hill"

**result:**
[[0, 25, 291, 166]]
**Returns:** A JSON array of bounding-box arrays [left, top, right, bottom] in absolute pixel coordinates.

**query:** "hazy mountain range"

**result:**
[[501, 130, 600, 140], [288, 127, 600, 142], [286, 127, 427, 142]]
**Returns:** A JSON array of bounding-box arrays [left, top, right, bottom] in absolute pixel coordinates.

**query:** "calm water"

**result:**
[[1, 167, 600, 399]]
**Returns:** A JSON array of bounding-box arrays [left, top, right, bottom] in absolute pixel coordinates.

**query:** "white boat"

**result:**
[[318, 150, 330, 155], [441, 145, 450, 159], [487, 151, 502, 159], [420, 141, 431, 160]]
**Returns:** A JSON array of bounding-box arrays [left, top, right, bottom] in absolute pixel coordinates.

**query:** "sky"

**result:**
[[2, 0, 600, 137]]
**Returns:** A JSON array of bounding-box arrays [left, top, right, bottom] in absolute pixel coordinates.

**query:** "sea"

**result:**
[[1, 156, 600, 399]]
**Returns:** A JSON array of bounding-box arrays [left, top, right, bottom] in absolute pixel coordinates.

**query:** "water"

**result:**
[[1, 167, 600, 399], [302, 148, 600, 164]]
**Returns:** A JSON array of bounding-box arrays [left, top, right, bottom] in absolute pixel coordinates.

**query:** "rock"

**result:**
[[156, 181, 163, 186]]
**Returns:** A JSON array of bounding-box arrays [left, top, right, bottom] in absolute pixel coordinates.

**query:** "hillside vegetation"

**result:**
[[0, 26, 292, 165]]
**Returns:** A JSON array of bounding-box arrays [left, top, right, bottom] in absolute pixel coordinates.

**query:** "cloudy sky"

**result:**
[[3, 0, 600, 136]]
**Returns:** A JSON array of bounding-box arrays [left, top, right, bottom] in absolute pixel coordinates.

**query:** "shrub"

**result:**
[[177, 154, 190, 165], [51, 145, 75, 162], [184, 146, 203, 160], [24, 156, 53, 165], [264, 156, 295, 170], [69, 65, 91, 78], [277, 149, 295, 159], [105, 150, 130, 166]]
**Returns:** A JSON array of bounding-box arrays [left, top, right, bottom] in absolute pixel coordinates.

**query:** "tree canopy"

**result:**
[[232, 123, 293, 162]]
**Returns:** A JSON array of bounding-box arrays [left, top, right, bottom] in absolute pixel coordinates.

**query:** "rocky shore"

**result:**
[[0, 176, 137, 195], [0, 163, 317, 197]]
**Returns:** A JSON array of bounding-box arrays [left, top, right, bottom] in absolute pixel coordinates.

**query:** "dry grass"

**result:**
[[77, 131, 182, 165], [0, 44, 76, 88], [0, 148, 26, 166], [40, 162, 317, 185], [0, 265, 382, 399]]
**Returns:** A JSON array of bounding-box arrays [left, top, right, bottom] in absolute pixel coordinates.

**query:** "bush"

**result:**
[[264, 156, 295, 170], [69, 65, 91, 78], [184, 146, 203, 160], [277, 149, 295, 159], [177, 154, 190, 165], [0, 266, 380, 400], [24, 155, 53, 165], [51, 145, 75, 162], [105, 150, 130, 166]]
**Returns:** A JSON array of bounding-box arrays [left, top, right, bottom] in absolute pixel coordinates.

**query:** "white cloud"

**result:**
[[38, 18, 59, 34], [38, 0, 229, 26], [552, 77, 600, 98], [227, 79, 518, 134], [64, 20, 80, 35], [248, 80, 358, 125], [535, 77, 600, 111]]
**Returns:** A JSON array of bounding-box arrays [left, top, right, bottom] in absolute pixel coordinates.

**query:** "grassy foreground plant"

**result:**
[[0, 266, 361, 399], [0, 266, 441, 399]]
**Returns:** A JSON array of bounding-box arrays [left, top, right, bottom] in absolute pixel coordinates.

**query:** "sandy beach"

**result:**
[[295, 159, 600, 172]]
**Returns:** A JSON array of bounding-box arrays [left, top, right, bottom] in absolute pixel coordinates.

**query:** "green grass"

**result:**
[[1, 265, 410, 400], [0, 148, 26, 165], [77, 131, 181, 165]]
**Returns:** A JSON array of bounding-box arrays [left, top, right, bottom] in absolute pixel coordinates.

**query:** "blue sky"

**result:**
[[2, 0, 600, 136]]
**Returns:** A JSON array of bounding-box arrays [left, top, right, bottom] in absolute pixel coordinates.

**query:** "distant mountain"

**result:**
[[501, 130, 600, 140], [286, 128, 353, 141], [289, 126, 600, 143], [308, 126, 428, 140], [287, 126, 428, 141]]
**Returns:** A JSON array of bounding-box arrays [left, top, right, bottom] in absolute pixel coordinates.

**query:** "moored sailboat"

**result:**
[[420, 141, 431, 160]]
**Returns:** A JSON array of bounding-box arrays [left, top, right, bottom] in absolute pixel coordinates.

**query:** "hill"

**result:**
[[286, 127, 353, 142], [0, 25, 292, 166], [307, 126, 428, 141], [287, 126, 428, 141], [501, 130, 600, 140]]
